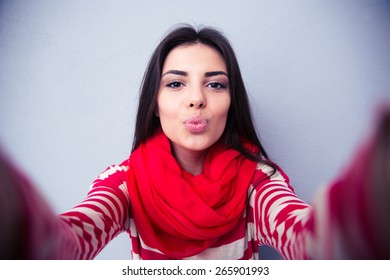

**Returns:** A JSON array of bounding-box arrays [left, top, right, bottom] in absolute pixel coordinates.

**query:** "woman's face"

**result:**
[[157, 43, 231, 157]]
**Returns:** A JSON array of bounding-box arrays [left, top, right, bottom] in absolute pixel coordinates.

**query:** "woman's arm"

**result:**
[[311, 106, 390, 259], [0, 150, 77, 259], [0, 152, 131, 259], [59, 161, 131, 259], [253, 106, 390, 259], [251, 163, 312, 259]]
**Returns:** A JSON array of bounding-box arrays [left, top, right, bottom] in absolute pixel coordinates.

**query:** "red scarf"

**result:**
[[127, 131, 258, 258]]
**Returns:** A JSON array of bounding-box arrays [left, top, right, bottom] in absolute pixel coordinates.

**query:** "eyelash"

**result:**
[[165, 81, 227, 89], [166, 80, 184, 88], [207, 82, 227, 89]]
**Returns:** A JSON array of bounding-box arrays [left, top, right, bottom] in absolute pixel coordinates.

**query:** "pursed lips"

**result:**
[[184, 117, 208, 133]]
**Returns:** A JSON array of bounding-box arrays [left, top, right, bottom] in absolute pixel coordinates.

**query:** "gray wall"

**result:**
[[0, 0, 389, 259]]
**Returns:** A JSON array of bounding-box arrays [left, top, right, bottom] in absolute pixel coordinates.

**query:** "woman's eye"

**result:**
[[207, 82, 226, 89], [166, 81, 184, 88]]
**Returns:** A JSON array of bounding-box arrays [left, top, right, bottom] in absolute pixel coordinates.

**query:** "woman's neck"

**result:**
[[171, 145, 207, 176]]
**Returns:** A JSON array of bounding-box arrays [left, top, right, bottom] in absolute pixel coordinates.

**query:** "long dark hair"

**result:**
[[132, 24, 275, 172]]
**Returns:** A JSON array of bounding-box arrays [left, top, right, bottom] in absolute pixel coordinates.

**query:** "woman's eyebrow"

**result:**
[[204, 71, 228, 77], [161, 70, 188, 77], [161, 70, 228, 78]]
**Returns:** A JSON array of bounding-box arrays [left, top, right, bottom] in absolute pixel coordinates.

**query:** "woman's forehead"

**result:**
[[162, 43, 227, 74]]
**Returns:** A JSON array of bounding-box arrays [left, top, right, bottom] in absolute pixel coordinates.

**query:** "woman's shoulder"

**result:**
[[251, 160, 295, 192], [89, 159, 130, 191], [96, 159, 130, 178]]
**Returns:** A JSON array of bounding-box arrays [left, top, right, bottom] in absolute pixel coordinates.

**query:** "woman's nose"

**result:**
[[188, 87, 207, 109]]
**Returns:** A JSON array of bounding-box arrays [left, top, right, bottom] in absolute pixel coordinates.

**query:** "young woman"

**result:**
[[1, 24, 389, 260]]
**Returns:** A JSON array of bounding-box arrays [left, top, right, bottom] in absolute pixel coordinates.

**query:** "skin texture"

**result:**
[[157, 43, 231, 175]]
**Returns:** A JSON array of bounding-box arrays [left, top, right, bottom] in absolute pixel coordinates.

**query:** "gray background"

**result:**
[[0, 0, 389, 259]]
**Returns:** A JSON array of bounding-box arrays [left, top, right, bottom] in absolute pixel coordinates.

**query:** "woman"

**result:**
[[1, 24, 389, 260]]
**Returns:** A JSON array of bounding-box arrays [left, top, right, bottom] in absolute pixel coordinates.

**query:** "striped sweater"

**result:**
[[7, 142, 387, 260], [56, 160, 323, 260]]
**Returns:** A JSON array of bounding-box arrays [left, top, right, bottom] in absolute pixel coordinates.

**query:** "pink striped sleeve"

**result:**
[[59, 160, 131, 259], [252, 163, 312, 259], [253, 106, 390, 260], [309, 108, 390, 259]]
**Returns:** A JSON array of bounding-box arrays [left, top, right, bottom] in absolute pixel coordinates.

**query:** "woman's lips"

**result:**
[[184, 117, 208, 133]]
